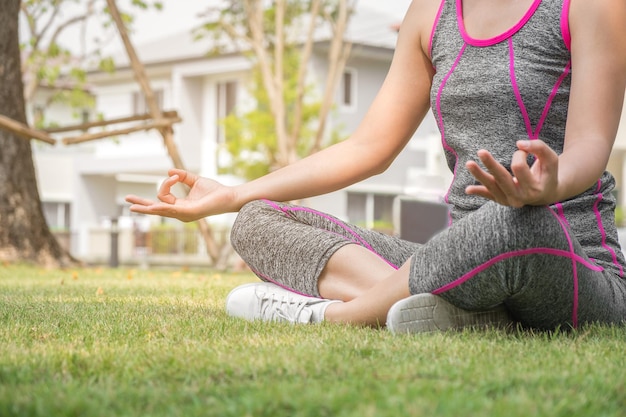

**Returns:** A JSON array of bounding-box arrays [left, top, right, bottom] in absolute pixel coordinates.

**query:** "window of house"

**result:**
[[33, 105, 45, 127], [347, 192, 367, 225], [340, 68, 357, 111], [374, 194, 395, 226], [347, 192, 395, 231], [80, 108, 91, 131], [132, 89, 164, 115], [42, 202, 71, 231], [81, 108, 90, 124], [215, 81, 238, 144]]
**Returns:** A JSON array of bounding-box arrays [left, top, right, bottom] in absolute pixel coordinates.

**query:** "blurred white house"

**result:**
[[30, 6, 449, 265]]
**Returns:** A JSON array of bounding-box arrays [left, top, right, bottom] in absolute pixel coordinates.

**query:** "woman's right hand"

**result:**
[[125, 168, 239, 222]]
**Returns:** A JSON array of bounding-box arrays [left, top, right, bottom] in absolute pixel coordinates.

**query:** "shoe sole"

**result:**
[[386, 293, 514, 334]]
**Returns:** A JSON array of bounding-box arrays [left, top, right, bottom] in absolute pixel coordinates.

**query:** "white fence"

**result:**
[[54, 227, 234, 268]]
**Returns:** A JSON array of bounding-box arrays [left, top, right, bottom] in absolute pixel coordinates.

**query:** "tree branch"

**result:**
[[19, 4, 39, 72], [36, 3, 62, 51], [61, 118, 181, 145], [47, 15, 89, 53], [311, 0, 353, 153], [218, 17, 253, 46], [272, 0, 293, 164], [245, 1, 275, 105], [0, 115, 56, 145], [20, 4, 37, 42], [290, 0, 321, 142]]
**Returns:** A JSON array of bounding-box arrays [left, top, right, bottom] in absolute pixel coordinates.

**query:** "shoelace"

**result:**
[[257, 292, 311, 323]]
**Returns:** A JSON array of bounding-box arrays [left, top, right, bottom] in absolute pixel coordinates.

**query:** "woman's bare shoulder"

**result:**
[[570, 0, 626, 34], [399, 0, 444, 53], [569, 0, 626, 60]]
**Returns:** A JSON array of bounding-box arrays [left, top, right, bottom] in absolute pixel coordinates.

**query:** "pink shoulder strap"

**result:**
[[561, 0, 572, 51]]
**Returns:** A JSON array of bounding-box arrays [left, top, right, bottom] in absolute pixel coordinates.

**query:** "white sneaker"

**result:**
[[386, 293, 514, 334], [226, 282, 340, 324]]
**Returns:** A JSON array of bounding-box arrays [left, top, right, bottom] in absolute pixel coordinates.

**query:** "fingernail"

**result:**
[[518, 140, 530, 149]]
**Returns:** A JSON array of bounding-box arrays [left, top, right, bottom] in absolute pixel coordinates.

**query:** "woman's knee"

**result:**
[[230, 200, 273, 251]]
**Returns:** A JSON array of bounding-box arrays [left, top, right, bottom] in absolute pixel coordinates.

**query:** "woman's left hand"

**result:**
[[465, 139, 559, 207]]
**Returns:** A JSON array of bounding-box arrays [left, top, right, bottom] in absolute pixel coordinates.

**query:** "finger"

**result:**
[[476, 150, 525, 199], [465, 161, 508, 202], [516, 139, 559, 185], [517, 139, 558, 164], [168, 169, 198, 188], [467, 154, 511, 195], [127, 201, 166, 215], [466, 160, 494, 187], [510, 149, 534, 186], [157, 175, 180, 204], [168, 168, 187, 177], [477, 150, 515, 184], [127, 204, 157, 215], [465, 184, 496, 201], [125, 194, 156, 206], [130, 203, 195, 222], [159, 174, 180, 191]]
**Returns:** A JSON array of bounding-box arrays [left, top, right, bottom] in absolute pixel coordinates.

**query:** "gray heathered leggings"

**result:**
[[230, 199, 626, 330]]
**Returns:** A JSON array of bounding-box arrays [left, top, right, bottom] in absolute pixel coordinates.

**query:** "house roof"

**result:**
[[108, 5, 401, 68]]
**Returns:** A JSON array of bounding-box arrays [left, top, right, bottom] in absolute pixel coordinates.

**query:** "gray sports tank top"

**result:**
[[429, 0, 625, 276]]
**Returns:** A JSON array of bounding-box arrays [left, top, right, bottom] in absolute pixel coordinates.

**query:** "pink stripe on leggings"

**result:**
[[262, 200, 400, 270], [591, 181, 624, 278], [247, 266, 315, 298], [432, 207, 592, 328], [548, 206, 580, 327]]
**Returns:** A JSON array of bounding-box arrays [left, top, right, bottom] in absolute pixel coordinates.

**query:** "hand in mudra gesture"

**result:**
[[125, 169, 238, 222], [465, 140, 560, 207]]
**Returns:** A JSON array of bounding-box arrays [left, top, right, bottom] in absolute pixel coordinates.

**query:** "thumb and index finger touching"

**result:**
[[124, 169, 195, 212], [167, 168, 198, 188], [515, 139, 558, 161], [512, 139, 558, 172]]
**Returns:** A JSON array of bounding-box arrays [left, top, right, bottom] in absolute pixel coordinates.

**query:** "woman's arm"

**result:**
[[557, 0, 626, 199], [127, 0, 440, 221], [466, 0, 626, 207]]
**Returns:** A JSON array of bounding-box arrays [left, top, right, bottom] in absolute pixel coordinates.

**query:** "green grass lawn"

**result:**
[[1, 264, 624, 417]]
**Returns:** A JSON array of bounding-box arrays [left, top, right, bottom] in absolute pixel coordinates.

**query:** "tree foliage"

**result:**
[[20, 0, 163, 128], [219, 52, 323, 179], [198, 0, 355, 178]]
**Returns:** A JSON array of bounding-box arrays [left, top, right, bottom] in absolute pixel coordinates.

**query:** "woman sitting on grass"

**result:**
[[126, 0, 626, 333]]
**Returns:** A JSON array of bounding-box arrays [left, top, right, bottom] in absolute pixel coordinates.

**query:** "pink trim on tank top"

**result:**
[[508, 37, 571, 140], [456, 0, 543, 47], [436, 44, 467, 225], [560, 0, 572, 51]]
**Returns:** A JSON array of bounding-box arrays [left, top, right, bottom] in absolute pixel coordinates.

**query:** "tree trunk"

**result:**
[[0, 0, 74, 267]]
